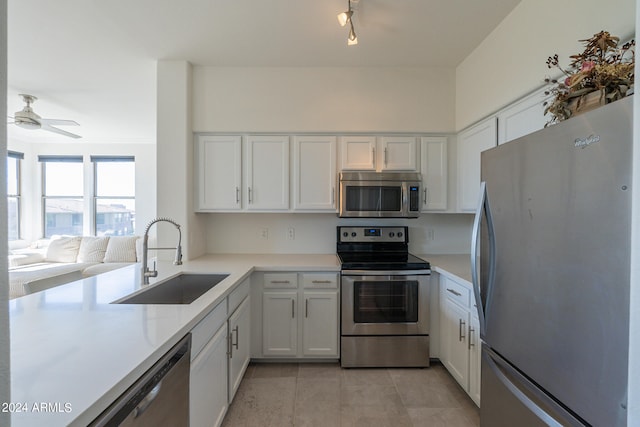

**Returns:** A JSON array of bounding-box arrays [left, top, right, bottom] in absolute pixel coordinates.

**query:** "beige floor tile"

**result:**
[[251, 362, 299, 378], [294, 378, 340, 427], [222, 377, 296, 427], [406, 407, 479, 427], [341, 367, 394, 386], [297, 362, 341, 379]]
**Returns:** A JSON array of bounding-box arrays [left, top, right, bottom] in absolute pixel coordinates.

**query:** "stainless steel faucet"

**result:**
[[142, 217, 183, 285]]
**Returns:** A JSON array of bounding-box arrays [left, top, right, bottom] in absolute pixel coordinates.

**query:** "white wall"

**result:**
[[456, 0, 636, 130], [203, 213, 473, 255], [156, 60, 207, 260], [0, 0, 10, 422], [192, 66, 456, 133], [6, 140, 156, 242]]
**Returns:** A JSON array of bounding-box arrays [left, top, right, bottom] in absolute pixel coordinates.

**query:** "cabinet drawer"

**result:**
[[191, 300, 228, 361], [264, 273, 298, 289], [301, 273, 338, 289], [443, 277, 470, 309], [229, 277, 250, 314]]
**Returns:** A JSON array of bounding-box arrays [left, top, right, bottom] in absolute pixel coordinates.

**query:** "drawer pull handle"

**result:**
[[271, 280, 291, 284], [311, 280, 332, 284], [447, 288, 462, 297]]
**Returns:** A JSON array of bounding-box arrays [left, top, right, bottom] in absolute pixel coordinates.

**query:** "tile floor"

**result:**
[[222, 362, 480, 427]]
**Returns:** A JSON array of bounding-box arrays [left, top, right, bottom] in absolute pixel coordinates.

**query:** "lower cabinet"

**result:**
[[439, 274, 481, 407], [190, 278, 251, 427], [259, 272, 339, 359]]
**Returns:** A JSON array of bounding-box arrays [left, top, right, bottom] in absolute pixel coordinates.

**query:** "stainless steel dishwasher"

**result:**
[[90, 334, 191, 426]]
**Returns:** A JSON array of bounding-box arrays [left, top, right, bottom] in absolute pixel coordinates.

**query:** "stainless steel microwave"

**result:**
[[338, 172, 422, 218]]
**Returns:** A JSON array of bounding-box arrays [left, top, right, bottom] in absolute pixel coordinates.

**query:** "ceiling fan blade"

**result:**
[[40, 118, 80, 127], [40, 123, 82, 139]]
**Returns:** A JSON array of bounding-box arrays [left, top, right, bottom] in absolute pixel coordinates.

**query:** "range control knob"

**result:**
[[389, 232, 395, 238], [342, 232, 349, 237], [397, 232, 403, 238], [351, 232, 357, 237]]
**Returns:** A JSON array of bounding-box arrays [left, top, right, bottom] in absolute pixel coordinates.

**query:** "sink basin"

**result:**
[[113, 273, 229, 304]]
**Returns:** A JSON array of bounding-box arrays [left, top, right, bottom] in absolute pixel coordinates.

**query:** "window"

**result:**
[[92, 156, 135, 236], [7, 151, 23, 241], [40, 156, 84, 237]]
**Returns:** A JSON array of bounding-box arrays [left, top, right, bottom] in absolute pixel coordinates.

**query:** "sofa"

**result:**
[[9, 235, 141, 300]]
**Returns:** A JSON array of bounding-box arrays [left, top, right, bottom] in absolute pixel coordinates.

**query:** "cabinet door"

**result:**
[[245, 136, 289, 210], [190, 323, 228, 427], [468, 314, 481, 407], [339, 136, 377, 170], [293, 136, 337, 210], [196, 135, 242, 211], [420, 137, 448, 211], [262, 291, 298, 356], [442, 297, 470, 389], [457, 117, 497, 211], [380, 136, 417, 171], [228, 296, 251, 403], [497, 88, 551, 145], [302, 291, 339, 357]]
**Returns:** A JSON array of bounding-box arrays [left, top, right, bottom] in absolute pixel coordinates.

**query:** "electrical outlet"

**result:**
[[259, 228, 269, 240], [427, 228, 435, 241], [287, 227, 295, 240]]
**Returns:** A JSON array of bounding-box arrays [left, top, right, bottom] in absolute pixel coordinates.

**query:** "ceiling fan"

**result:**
[[8, 94, 81, 139]]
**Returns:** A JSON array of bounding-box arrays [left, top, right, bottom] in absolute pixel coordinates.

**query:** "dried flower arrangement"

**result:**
[[544, 31, 635, 125]]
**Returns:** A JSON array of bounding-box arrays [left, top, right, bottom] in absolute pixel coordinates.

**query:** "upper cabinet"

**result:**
[[457, 117, 497, 212], [340, 136, 418, 171], [420, 137, 448, 211], [293, 136, 337, 211], [244, 136, 290, 210], [497, 88, 551, 145], [195, 135, 242, 211]]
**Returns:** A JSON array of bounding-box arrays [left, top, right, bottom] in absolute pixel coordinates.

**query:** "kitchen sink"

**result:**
[[113, 273, 229, 304]]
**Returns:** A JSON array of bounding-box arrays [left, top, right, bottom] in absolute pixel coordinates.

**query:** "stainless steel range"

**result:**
[[337, 226, 431, 368]]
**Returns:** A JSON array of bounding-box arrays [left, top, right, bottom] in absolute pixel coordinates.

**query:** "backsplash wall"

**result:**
[[203, 213, 474, 255]]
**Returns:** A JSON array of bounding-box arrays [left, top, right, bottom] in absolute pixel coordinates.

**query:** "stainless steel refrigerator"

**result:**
[[472, 95, 633, 426]]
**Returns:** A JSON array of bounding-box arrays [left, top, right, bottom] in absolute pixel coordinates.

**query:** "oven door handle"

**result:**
[[341, 269, 431, 276]]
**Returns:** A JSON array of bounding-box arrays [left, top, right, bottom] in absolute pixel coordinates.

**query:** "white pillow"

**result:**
[[77, 237, 110, 263], [45, 236, 82, 263], [104, 236, 139, 263]]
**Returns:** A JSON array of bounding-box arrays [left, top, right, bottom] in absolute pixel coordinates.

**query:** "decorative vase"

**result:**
[[567, 91, 606, 117]]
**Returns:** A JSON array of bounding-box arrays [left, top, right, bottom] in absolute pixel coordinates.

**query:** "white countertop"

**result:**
[[9, 253, 469, 426], [9, 254, 339, 427]]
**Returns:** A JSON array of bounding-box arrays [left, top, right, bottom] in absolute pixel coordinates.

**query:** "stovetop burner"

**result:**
[[336, 226, 430, 271]]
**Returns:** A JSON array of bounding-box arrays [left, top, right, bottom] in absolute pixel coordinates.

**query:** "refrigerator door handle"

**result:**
[[471, 181, 496, 338], [485, 349, 565, 427]]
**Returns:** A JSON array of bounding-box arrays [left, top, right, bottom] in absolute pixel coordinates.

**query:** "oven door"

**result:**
[[341, 272, 429, 335]]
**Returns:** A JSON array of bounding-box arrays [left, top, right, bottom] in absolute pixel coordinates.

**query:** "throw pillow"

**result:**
[[77, 237, 110, 263], [104, 236, 140, 263], [45, 236, 82, 263]]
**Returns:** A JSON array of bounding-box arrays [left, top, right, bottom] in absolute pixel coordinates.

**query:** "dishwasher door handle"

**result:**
[[133, 383, 162, 418]]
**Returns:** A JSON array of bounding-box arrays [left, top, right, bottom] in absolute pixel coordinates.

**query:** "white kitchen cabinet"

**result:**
[[497, 87, 551, 145], [379, 136, 418, 171], [228, 296, 250, 402], [262, 290, 298, 356], [340, 136, 418, 171], [195, 135, 242, 211], [293, 136, 337, 211], [302, 291, 339, 356], [339, 136, 377, 170], [191, 323, 228, 427], [420, 136, 448, 211], [457, 117, 497, 211], [245, 135, 290, 210], [259, 272, 339, 359], [439, 274, 481, 407]]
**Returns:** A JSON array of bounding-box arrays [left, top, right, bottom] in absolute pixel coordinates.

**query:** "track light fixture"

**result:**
[[337, 0, 358, 46]]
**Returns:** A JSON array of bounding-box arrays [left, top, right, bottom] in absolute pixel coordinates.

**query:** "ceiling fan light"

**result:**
[[348, 25, 358, 45]]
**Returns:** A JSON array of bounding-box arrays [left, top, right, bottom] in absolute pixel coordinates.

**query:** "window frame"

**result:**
[[91, 156, 135, 236], [7, 151, 23, 241], [39, 155, 84, 238]]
